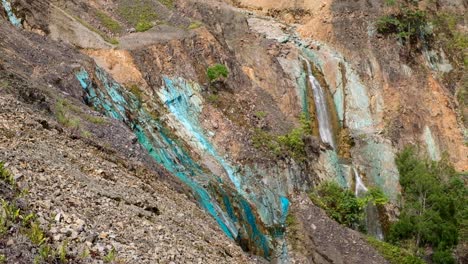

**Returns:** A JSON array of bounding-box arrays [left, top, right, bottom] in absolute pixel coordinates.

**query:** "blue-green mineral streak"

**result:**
[[1, 0, 21, 27], [75, 67, 288, 259]]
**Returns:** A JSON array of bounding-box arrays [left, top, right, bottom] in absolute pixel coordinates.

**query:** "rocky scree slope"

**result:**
[[1, 0, 465, 263]]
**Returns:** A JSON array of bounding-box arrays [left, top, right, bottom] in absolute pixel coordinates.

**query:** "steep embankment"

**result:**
[[1, 0, 465, 263], [0, 16, 260, 263]]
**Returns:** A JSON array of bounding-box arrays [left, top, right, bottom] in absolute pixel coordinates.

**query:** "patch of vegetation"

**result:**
[[252, 128, 281, 156], [118, 0, 158, 32], [0, 164, 72, 263], [366, 236, 424, 264], [206, 93, 220, 105], [136, 21, 153, 32], [255, 111, 268, 119], [72, 15, 119, 45], [127, 84, 144, 101], [95, 9, 122, 33], [432, 12, 468, 67], [376, 7, 429, 45], [56, 100, 81, 129], [0, 80, 8, 90], [252, 113, 313, 161], [0, 162, 15, 186], [285, 213, 296, 227], [207, 64, 229, 82], [58, 241, 68, 263], [27, 222, 47, 245], [309, 181, 388, 230], [85, 115, 106, 125], [158, 0, 174, 9], [388, 146, 466, 263], [103, 247, 117, 263], [0, 254, 5, 264], [188, 21, 202, 30]]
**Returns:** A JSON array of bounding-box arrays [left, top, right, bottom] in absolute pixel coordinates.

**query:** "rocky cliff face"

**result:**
[[0, 0, 465, 263]]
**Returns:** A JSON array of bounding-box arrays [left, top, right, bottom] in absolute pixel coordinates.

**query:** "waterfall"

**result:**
[[304, 60, 335, 149], [353, 167, 384, 240], [353, 167, 368, 197]]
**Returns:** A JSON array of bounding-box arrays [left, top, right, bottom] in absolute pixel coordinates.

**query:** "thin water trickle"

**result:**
[[353, 167, 384, 240], [353, 167, 368, 197]]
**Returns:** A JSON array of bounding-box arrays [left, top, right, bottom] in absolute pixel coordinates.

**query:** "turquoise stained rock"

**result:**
[[75, 67, 290, 260], [1, 0, 21, 27]]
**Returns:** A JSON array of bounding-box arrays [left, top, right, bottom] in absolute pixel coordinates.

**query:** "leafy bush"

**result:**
[[432, 249, 456, 264], [310, 181, 364, 229], [207, 64, 229, 82], [252, 113, 312, 160], [103, 247, 117, 263], [310, 181, 388, 230], [389, 146, 466, 263], [376, 8, 429, 44], [0, 162, 15, 186], [366, 236, 424, 264]]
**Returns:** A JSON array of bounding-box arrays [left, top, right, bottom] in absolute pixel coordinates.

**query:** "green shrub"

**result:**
[[252, 128, 281, 155], [95, 10, 122, 33], [28, 222, 46, 245], [285, 213, 296, 227], [103, 247, 117, 263], [0, 254, 5, 264], [206, 94, 219, 105], [255, 111, 268, 119], [0, 162, 15, 186], [56, 101, 80, 129], [136, 21, 153, 32], [366, 236, 424, 264], [310, 181, 364, 229], [432, 249, 455, 264], [252, 113, 312, 160], [310, 181, 388, 230], [389, 146, 465, 262], [376, 8, 429, 44], [207, 64, 229, 82], [188, 21, 202, 30]]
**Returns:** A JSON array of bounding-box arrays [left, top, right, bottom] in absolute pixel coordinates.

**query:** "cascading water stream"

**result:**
[[353, 167, 384, 240], [353, 167, 368, 197], [304, 59, 335, 149]]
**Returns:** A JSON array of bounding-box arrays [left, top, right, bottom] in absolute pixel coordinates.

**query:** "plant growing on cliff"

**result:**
[[310, 181, 388, 230], [366, 237, 424, 264], [103, 247, 117, 263], [389, 146, 466, 263], [118, 0, 158, 32], [95, 9, 122, 33], [0, 162, 15, 186], [376, 7, 429, 45], [207, 64, 229, 82]]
